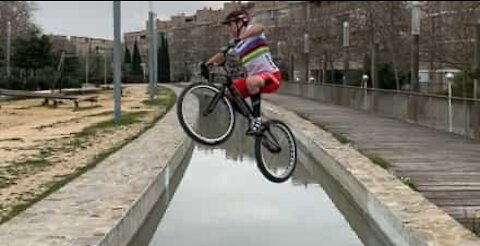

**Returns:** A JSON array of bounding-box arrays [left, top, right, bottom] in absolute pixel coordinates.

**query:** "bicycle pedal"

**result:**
[[246, 128, 262, 136]]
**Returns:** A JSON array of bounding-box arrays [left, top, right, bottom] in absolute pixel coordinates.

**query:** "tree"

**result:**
[[163, 34, 170, 82], [0, 2, 36, 40], [132, 40, 142, 76], [361, 1, 410, 90], [124, 46, 131, 64], [13, 32, 53, 76], [157, 33, 170, 82], [157, 43, 163, 82], [123, 46, 132, 74]]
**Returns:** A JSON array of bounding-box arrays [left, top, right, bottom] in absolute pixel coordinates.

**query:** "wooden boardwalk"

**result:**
[[265, 93, 480, 230]]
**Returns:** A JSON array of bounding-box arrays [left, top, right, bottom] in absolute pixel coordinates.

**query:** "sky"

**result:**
[[32, 1, 225, 39]]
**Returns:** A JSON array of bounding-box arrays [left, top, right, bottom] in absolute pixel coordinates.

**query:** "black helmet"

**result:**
[[221, 10, 249, 25]]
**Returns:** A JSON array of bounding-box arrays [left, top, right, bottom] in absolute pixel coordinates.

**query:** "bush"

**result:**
[[345, 70, 366, 87], [0, 66, 83, 91], [122, 74, 145, 84], [377, 63, 409, 90]]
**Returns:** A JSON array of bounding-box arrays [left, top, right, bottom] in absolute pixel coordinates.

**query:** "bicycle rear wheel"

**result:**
[[177, 82, 235, 145], [255, 119, 297, 183]]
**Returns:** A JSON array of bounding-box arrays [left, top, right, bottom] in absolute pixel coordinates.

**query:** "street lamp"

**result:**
[[446, 72, 454, 132], [113, 1, 122, 124], [343, 21, 350, 48], [343, 21, 350, 85], [362, 74, 369, 108], [362, 74, 369, 88], [304, 33, 309, 84], [6, 21, 11, 77], [411, 1, 421, 92], [147, 1, 156, 101]]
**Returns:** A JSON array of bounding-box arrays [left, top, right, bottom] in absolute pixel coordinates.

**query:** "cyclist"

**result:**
[[204, 9, 282, 135]]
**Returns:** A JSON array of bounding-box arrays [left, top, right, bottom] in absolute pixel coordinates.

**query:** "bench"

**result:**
[[0, 89, 99, 109]]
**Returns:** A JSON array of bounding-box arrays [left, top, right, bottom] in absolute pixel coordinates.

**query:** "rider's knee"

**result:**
[[246, 76, 264, 93]]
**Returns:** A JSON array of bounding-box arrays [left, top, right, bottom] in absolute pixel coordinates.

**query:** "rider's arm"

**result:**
[[206, 52, 224, 66], [239, 24, 264, 40]]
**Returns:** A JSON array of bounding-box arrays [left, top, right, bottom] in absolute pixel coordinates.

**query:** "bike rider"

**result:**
[[204, 9, 282, 135]]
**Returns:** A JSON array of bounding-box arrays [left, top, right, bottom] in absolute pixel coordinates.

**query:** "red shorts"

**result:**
[[233, 71, 282, 98]]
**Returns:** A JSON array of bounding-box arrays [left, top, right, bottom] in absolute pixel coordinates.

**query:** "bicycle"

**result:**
[[176, 44, 297, 183]]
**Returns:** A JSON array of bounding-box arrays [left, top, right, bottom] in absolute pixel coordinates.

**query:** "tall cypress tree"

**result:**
[[124, 46, 132, 64], [163, 34, 170, 82], [132, 40, 142, 75], [157, 43, 164, 82], [157, 33, 170, 83]]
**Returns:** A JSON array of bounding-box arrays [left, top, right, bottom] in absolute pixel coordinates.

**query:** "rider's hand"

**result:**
[[200, 62, 210, 80], [228, 38, 241, 48]]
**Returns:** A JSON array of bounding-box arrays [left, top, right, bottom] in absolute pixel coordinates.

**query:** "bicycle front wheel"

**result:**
[[177, 82, 235, 145], [255, 119, 297, 183]]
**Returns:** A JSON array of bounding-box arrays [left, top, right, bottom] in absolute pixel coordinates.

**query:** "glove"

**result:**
[[228, 38, 241, 48], [200, 62, 210, 80]]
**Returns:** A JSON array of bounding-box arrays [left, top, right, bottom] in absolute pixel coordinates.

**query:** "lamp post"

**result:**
[[411, 1, 421, 92], [343, 21, 350, 85], [304, 33, 309, 84], [446, 72, 454, 132], [113, 1, 122, 124]]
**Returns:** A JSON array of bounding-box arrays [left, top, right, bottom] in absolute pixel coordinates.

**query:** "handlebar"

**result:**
[[200, 39, 242, 81]]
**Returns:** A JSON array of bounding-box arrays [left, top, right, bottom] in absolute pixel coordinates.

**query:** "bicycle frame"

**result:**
[[203, 72, 282, 151], [205, 74, 256, 122]]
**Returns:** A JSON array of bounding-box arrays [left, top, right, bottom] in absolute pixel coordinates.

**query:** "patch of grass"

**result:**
[[369, 156, 391, 169], [399, 176, 418, 191], [142, 88, 171, 106], [86, 110, 114, 118], [0, 147, 55, 189], [72, 105, 102, 112], [0, 138, 23, 142], [0, 156, 52, 186], [77, 111, 148, 140], [39, 148, 54, 158], [473, 213, 480, 236], [356, 151, 392, 170], [99, 89, 113, 94], [145, 87, 167, 96], [141, 97, 168, 106], [34, 118, 80, 130], [89, 111, 147, 129], [331, 132, 350, 144], [0, 87, 177, 225], [14, 157, 51, 170], [0, 176, 14, 189]]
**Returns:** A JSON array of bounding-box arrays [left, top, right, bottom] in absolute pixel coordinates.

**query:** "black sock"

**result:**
[[251, 93, 261, 118]]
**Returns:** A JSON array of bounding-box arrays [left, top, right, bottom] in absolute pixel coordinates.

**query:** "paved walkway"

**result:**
[[264, 93, 480, 229]]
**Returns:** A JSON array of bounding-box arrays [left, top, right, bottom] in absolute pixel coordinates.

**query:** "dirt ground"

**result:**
[[0, 85, 174, 222]]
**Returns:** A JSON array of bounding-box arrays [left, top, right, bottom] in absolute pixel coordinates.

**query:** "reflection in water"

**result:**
[[196, 107, 317, 187], [129, 93, 393, 246], [197, 108, 388, 245], [128, 143, 195, 246], [196, 115, 256, 163], [185, 88, 233, 141]]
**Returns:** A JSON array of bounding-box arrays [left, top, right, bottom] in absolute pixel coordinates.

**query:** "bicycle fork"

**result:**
[[203, 89, 223, 116]]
